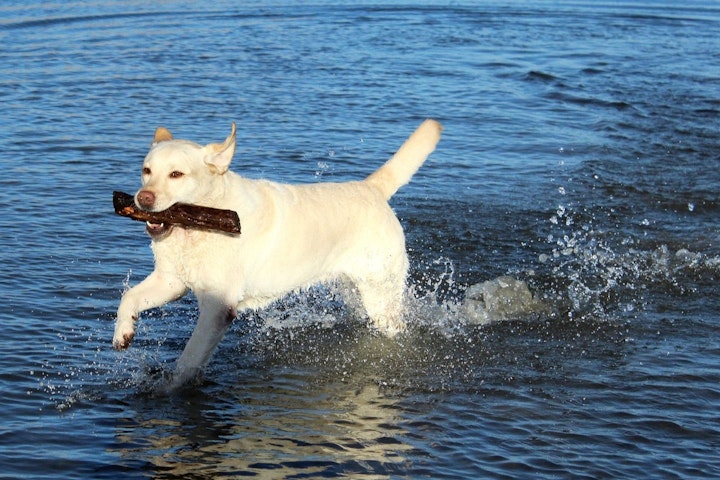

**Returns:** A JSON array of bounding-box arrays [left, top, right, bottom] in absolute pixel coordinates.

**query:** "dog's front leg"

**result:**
[[170, 294, 236, 388], [113, 271, 187, 350]]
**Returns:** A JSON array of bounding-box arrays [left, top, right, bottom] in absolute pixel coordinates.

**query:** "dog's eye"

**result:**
[[169, 171, 184, 179], [142, 167, 151, 175]]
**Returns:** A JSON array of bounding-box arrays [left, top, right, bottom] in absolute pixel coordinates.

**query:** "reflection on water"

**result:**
[[113, 368, 412, 477]]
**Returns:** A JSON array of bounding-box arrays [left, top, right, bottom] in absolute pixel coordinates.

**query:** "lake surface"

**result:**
[[1, 1, 719, 478]]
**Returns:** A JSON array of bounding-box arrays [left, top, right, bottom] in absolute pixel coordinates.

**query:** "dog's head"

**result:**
[[135, 123, 236, 237]]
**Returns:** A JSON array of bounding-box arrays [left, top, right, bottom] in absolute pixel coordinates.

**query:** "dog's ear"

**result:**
[[152, 127, 173, 145], [204, 122, 236, 174]]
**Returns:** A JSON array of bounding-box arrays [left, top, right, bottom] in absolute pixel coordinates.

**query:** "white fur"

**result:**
[[113, 119, 442, 387]]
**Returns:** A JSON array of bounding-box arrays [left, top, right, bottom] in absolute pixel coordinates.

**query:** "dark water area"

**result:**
[[1, 1, 719, 478]]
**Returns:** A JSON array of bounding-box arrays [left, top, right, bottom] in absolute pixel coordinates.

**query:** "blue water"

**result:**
[[1, 1, 719, 478]]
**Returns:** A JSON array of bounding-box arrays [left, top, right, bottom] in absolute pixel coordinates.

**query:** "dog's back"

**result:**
[[214, 119, 442, 319]]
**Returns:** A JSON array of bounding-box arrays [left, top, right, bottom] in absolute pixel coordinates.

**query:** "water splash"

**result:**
[[461, 276, 548, 325], [535, 201, 719, 320]]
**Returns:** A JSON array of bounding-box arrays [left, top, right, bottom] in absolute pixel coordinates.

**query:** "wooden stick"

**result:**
[[113, 191, 241, 234]]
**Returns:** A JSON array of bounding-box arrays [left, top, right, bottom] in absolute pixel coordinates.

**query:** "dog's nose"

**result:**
[[136, 190, 155, 209]]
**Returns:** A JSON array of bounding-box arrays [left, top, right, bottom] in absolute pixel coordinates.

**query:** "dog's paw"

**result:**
[[113, 323, 135, 350]]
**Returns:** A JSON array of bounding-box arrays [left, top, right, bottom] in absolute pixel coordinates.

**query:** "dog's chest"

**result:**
[[151, 229, 236, 285]]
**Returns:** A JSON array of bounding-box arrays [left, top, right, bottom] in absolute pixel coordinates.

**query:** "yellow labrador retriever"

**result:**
[[113, 119, 442, 387]]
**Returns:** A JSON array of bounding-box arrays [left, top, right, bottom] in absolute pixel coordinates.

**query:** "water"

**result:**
[[1, 1, 719, 478]]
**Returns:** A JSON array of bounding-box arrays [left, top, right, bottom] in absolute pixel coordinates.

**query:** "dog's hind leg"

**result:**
[[355, 277, 406, 337], [170, 294, 236, 388]]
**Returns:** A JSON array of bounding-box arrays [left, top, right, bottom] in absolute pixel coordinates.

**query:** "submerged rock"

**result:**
[[462, 276, 546, 325]]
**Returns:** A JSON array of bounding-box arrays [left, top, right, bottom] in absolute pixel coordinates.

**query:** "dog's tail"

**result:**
[[365, 119, 442, 200]]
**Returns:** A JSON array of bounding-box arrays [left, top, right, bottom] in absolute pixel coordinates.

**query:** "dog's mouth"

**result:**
[[145, 221, 173, 238]]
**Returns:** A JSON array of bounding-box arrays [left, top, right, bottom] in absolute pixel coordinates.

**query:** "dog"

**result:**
[[113, 119, 442, 387]]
